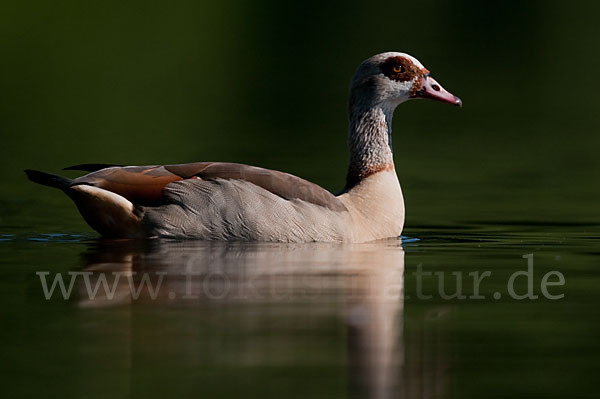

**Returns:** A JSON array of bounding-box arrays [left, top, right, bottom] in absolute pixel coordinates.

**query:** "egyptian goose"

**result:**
[[25, 52, 461, 242]]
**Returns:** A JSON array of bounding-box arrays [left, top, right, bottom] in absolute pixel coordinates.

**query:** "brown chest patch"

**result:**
[[345, 162, 395, 190]]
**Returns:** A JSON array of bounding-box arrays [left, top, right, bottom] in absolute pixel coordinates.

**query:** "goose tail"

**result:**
[[24, 169, 73, 190]]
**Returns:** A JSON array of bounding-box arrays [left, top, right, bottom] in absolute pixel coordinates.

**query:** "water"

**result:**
[[1, 225, 598, 398], [1, 0, 600, 398]]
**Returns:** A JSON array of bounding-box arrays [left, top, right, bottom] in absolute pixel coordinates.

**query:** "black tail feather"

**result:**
[[24, 169, 73, 190]]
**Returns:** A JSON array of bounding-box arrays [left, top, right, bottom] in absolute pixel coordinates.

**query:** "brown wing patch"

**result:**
[[73, 166, 183, 206]]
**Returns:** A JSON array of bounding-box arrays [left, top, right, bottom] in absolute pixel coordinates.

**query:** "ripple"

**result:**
[[400, 235, 421, 245], [0, 233, 90, 243]]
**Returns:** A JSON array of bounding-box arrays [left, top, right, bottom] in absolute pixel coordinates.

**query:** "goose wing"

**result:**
[[69, 162, 347, 211]]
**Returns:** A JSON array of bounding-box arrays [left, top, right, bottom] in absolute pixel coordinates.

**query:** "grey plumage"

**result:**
[[143, 178, 352, 242]]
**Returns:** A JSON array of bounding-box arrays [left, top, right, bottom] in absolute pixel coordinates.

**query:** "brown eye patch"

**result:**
[[381, 56, 420, 82]]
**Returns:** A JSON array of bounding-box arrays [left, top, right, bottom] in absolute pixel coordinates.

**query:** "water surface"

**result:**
[[1, 223, 598, 398]]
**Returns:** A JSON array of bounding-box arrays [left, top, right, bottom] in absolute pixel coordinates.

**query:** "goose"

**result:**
[[25, 52, 461, 242]]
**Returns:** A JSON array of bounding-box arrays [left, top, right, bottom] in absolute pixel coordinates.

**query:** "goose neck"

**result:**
[[345, 103, 396, 189]]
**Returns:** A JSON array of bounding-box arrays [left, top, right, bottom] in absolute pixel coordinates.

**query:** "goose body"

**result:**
[[26, 52, 461, 242]]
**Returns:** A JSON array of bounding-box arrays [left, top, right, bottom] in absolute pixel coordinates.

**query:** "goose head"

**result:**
[[349, 52, 462, 111]]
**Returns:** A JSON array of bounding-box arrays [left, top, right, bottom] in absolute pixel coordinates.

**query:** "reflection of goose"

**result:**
[[26, 52, 460, 242], [71, 241, 453, 398], [76, 240, 405, 307], [76, 241, 405, 397]]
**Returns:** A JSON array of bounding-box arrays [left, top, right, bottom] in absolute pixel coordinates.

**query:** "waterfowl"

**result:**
[[25, 52, 461, 242]]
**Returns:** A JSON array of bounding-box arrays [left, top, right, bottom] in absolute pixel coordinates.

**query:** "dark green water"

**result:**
[[1, 1, 599, 398]]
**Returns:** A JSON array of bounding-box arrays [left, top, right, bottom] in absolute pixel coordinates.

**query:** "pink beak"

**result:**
[[413, 75, 462, 107]]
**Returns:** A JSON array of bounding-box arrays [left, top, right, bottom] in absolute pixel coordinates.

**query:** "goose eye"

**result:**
[[393, 65, 405, 73]]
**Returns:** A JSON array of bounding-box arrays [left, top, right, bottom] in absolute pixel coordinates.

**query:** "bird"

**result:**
[[25, 52, 461, 242]]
